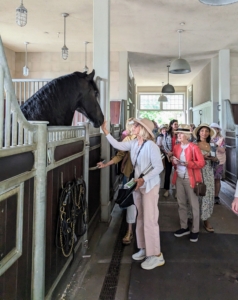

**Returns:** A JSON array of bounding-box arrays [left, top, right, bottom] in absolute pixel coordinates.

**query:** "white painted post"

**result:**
[[119, 52, 129, 100], [219, 49, 230, 133], [93, 0, 111, 222], [30, 121, 48, 300], [211, 56, 219, 123]]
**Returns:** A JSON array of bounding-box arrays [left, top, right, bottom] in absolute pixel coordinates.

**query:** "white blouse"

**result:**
[[106, 134, 164, 193]]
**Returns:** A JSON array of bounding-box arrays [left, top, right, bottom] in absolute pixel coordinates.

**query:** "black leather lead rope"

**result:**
[[56, 177, 87, 258]]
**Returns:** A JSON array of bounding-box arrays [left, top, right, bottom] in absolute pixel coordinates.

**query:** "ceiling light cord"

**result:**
[[178, 31, 181, 58], [64, 16, 66, 46], [25, 42, 27, 67]]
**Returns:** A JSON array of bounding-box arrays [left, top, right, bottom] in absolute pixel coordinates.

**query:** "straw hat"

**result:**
[[210, 122, 222, 130], [133, 118, 154, 138], [174, 124, 191, 134], [193, 123, 216, 139], [159, 124, 168, 130]]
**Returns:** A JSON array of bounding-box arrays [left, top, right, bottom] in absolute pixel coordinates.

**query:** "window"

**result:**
[[139, 93, 184, 110], [138, 93, 185, 124]]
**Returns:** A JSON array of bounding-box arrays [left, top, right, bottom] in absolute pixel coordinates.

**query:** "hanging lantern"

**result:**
[[61, 13, 69, 60], [16, 0, 27, 27]]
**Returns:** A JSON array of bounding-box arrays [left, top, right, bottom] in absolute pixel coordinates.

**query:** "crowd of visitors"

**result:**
[[98, 116, 237, 271]]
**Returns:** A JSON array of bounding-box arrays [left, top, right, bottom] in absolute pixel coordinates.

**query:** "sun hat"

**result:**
[[133, 118, 154, 138], [210, 122, 222, 130], [193, 123, 216, 139], [174, 124, 191, 134], [159, 124, 168, 130]]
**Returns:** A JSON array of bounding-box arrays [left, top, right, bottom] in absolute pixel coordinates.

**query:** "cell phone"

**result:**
[[173, 157, 186, 164], [209, 143, 216, 157]]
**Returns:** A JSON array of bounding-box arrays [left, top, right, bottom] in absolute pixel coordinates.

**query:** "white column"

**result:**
[[93, 0, 111, 222], [219, 49, 230, 132], [211, 56, 219, 123], [119, 51, 129, 100]]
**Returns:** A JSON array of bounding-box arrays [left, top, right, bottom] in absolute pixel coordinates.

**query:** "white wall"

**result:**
[[187, 62, 211, 107], [4, 47, 15, 78]]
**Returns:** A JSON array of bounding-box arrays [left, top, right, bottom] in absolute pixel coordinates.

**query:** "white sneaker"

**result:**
[[141, 253, 165, 270], [164, 190, 169, 197], [132, 249, 146, 261]]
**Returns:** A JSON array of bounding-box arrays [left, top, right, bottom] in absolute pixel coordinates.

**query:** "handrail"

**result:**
[[0, 37, 35, 150]]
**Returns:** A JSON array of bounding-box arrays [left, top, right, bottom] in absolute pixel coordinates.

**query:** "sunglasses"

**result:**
[[133, 123, 140, 128]]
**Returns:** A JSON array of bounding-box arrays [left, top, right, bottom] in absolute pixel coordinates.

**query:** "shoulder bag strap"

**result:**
[[192, 145, 204, 183], [133, 140, 147, 169]]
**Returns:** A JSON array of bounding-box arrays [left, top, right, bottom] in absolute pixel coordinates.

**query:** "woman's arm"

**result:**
[[97, 159, 115, 168], [101, 121, 132, 151]]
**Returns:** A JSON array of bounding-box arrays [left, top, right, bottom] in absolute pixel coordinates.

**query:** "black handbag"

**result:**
[[116, 164, 153, 209]]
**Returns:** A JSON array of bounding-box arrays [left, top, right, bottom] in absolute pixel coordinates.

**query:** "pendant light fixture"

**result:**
[[169, 29, 191, 74], [83, 41, 89, 72], [23, 42, 29, 77], [16, 0, 27, 27], [162, 65, 175, 93], [158, 83, 168, 102], [61, 13, 69, 60], [199, 0, 238, 5]]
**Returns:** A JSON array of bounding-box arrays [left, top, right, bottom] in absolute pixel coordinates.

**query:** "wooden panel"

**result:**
[[89, 136, 101, 147], [110, 101, 121, 124], [0, 178, 34, 300], [54, 140, 84, 161], [0, 152, 34, 182], [45, 157, 84, 295]]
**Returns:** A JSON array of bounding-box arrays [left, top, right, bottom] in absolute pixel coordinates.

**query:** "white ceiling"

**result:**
[[1, 0, 238, 86]]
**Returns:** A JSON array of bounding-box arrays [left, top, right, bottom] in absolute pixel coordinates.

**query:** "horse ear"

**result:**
[[86, 69, 95, 81]]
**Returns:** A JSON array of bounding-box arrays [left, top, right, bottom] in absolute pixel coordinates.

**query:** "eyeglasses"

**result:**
[[133, 123, 140, 128]]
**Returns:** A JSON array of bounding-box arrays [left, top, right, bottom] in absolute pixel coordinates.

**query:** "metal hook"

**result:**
[[217, 104, 221, 111], [199, 110, 203, 115]]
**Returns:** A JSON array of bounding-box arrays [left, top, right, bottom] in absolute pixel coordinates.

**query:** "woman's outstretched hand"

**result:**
[[101, 120, 109, 135], [97, 161, 106, 168], [232, 197, 238, 214]]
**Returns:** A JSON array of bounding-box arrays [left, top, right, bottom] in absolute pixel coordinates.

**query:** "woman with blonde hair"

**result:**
[[100, 118, 165, 270], [210, 123, 226, 204], [97, 118, 136, 245]]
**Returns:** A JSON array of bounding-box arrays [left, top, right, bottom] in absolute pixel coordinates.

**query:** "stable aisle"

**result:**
[[58, 181, 238, 300]]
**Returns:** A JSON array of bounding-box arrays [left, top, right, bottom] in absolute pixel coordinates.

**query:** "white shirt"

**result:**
[[176, 144, 189, 179], [106, 134, 164, 193]]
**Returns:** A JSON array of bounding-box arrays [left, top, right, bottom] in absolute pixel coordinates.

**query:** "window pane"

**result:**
[[140, 94, 160, 110], [163, 94, 184, 110]]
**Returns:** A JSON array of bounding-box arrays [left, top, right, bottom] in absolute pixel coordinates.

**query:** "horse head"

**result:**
[[76, 70, 104, 128]]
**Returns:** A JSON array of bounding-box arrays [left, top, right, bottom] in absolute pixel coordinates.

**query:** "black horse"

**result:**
[[20, 70, 104, 127]]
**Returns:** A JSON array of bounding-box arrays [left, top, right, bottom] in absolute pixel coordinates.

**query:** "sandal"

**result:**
[[122, 231, 133, 245], [203, 221, 214, 233]]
